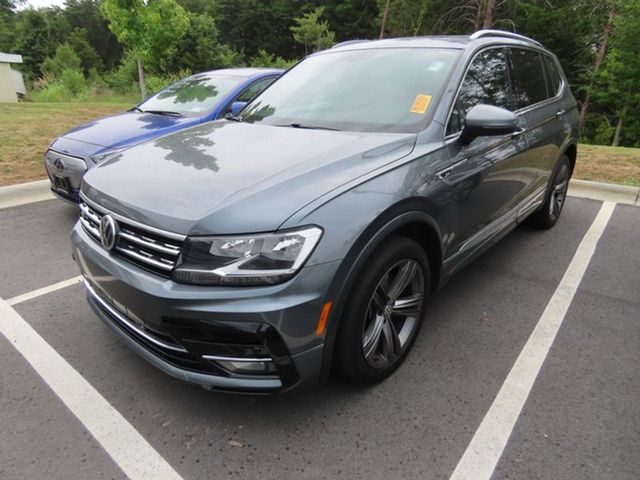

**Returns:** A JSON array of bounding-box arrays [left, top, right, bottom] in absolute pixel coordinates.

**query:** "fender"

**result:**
[[319, 200, 444, 380]]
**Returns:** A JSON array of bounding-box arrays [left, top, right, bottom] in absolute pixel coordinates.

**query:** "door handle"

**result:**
[[511, 127, 526, 138], [556, 109, 566, 117]]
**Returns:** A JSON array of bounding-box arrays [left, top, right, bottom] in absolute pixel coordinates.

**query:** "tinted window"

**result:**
[[543, 56, 562, 97], [447, 48, 511, 135], [509, 49, 548, 109], [236, 76, 277, 103], [139, 74, 244, 116], [242, 48, 460, 133]]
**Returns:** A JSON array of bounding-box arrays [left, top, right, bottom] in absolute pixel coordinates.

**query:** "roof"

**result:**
[[200, 67, 283, 78], [0, 52, 23, 64], [330, 30, 545, 52]]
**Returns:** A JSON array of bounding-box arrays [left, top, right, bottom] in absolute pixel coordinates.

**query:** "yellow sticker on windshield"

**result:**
[[410, 94, 432, 114]]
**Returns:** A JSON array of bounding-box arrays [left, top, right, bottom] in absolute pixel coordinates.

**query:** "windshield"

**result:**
[[242, 48, 460, 133], [139, 73, 245, 117]]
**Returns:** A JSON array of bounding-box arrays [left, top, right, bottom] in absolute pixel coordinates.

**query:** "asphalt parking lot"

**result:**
[[1, 195, 638, 480]]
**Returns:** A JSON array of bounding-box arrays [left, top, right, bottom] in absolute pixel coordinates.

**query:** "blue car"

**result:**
[[44, 67, 282, 203]]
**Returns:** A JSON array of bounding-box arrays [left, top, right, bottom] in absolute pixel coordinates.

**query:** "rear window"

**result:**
[[543, 56, 562, 97], [509, 48, 548, 109]]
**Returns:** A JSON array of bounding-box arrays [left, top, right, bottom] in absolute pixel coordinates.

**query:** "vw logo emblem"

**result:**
[[99, 215, 118, 251], [53, 158, 64, 170]]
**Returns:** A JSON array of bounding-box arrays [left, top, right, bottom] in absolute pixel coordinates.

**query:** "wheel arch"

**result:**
[[319, 198, 444, 379]]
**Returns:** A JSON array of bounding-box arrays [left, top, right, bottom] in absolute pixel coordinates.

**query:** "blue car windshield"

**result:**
[[139, 74, 245, 117], [242, 48, 460, 133]]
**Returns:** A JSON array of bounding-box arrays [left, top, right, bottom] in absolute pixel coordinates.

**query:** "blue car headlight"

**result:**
[[173, 226, 323, 286]]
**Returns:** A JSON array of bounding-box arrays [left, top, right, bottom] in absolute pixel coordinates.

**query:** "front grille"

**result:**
[[79, 201, 185, 277]]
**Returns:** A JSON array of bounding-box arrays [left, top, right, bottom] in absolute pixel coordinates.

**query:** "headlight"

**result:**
[[89, 147, 127, 164], [173, 226, 323, 286]]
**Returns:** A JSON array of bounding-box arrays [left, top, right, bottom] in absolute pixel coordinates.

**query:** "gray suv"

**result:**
[[72, 30, 578, 393]]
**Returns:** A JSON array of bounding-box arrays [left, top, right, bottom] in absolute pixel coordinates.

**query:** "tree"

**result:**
[[170, 12, 243, 72], [100, 0, 189, 99], [63, 0, 123, 71], [290, 7, 336, 54], [588, 0, 640, 146], [41, 43, 82, 78]]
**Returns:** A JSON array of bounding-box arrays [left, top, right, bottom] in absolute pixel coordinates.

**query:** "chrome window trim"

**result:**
[[80, 193, 186, 242]]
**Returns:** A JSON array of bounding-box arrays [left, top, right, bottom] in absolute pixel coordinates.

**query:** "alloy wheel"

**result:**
[[550, 164, 569, 219], [361, 259, 425, 368]]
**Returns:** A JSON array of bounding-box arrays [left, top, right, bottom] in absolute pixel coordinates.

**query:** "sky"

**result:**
[[18, 0, 67, 9]]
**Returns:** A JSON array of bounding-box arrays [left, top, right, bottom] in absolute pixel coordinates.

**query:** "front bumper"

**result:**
[[44, 150, 87, 203], [72, 223, 339, 393]]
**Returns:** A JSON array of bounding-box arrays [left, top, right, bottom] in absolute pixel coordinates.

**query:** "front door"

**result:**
[[441, 47, 528, 265]]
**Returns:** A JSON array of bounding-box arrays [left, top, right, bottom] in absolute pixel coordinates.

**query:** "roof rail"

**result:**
[[332, 39, 370, 49], [469, 29, 542, 47]]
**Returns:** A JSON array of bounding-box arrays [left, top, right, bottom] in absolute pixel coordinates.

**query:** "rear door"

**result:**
[[442, 47, 529, 264], [507, 48, 564, 202]]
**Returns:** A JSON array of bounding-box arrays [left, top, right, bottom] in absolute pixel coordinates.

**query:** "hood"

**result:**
[[53, 111, 199, 155], [82, 121, 417, 235]]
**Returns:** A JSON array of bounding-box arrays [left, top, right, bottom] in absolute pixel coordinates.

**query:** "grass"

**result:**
[[573, 144, 640, 187], [0, 102, 639, 188], [0, 101, 130, 186]]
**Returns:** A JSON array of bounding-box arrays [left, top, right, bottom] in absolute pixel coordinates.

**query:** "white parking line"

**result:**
[[7, 275, 83, 306], [449, 201, 616, 480], [0, 298, 184, 480]]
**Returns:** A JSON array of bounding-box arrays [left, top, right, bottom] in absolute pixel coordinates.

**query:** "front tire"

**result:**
[[527, 155, 571, 229], [335, 236, 430, 384]]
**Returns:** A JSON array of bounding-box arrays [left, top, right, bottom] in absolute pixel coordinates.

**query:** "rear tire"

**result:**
[[527, 155, 571, 229], [335, 236, 430, 384]]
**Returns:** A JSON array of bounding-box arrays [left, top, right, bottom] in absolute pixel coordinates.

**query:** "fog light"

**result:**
[[203, 355, 278, 375]]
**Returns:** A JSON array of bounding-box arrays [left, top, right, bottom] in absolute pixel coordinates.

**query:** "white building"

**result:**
[[0, 52, 25, 103]]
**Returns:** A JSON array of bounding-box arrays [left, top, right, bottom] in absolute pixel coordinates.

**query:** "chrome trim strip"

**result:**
[[119, 230, 181, 256], [115, 246, 175, 271], [84, 280, 187, 353], [80, 193, 187, 242], [79, 216, 100, 238], [79, 202, 101, 224], [202, 355, 274, 363]]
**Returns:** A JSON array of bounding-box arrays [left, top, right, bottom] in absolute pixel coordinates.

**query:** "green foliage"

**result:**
[[290, 7, 336, 54], [41, 43, 82, 79], [68, 28, 103, 74], [60, 68, 87, 96], [170, 12, 244, 72], [100, 0, 189, 72], [249, 50, 296, 69], [145, 70, 191, 95]]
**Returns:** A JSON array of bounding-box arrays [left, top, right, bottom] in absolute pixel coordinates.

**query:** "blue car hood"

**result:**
[[52, 111, 200, 156], [82, 121, 417, 235]]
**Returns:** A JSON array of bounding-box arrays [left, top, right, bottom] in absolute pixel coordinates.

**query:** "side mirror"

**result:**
[[460, 104, 519, 145], [229, 101, 247, 116]]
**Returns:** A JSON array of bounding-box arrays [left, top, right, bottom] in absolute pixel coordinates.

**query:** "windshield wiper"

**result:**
[[130, 106, 143, 113], [283, 123, 341, 131], [225, 112, 245, 122], [141, 109, 184, 117]]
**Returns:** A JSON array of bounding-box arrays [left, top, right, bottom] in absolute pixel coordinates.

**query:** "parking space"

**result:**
[[0, 196, 638, 480]]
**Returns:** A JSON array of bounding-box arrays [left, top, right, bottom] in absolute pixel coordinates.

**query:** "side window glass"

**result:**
[[447, 49, 511, 135], [235, 77, 276, 103], [509, 49, 548, 108], [543, 56, 561, 97]]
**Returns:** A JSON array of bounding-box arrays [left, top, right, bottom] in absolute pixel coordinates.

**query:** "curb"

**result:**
[[1, 177, 639, 210], [0, 179, 54, 210], [568, 179, 640, 206]]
